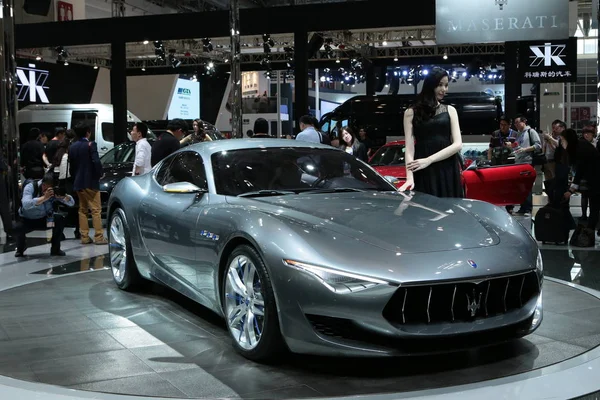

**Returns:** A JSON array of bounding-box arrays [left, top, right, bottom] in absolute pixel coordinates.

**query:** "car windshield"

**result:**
[[100, 142, 136, 165], [212, 147, 395, 196], [369, 145, 406, 166]]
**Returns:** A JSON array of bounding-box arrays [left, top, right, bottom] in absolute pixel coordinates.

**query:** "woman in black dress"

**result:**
[[399, 68, 464, 198]]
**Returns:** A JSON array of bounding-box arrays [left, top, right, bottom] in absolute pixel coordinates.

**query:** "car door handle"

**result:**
[[520, 171, 531, 175], [100, 146, 108, 150]]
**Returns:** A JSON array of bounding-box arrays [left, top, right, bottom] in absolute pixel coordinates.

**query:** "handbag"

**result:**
[[570, 224, 596, 247], [528, 129, 547, 166]]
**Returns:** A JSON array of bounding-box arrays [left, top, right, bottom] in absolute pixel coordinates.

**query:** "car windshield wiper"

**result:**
[[238, 190, 297, 198]]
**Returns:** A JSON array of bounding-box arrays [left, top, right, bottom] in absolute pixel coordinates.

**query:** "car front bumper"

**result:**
[[273, 262, 543, 357]]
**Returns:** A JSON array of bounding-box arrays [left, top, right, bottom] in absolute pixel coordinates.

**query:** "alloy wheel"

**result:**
[[109, 213, 127, 284], [224, 255, 266, 350]]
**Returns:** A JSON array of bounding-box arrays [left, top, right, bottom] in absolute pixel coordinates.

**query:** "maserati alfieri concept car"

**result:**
[[107, 139, 543, 361]]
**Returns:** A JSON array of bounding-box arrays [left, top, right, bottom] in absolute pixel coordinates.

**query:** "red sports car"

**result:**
[[368, 141, 536, 206]]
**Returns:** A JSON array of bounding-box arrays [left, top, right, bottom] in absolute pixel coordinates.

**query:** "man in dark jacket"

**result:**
[[151, 119, 188, 167], [68, 123, 107, 245]]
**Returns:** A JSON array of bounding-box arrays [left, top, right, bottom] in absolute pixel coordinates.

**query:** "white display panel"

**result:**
[[320, 100, 340, 116], [168, 78, 200, 119]]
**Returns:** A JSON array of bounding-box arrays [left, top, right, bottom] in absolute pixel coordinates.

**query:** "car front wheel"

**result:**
[[109, 208, 142, 291], [222, 245, 284, 362]]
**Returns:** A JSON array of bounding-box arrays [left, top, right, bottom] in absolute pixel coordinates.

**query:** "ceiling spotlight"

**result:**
[[262, 33, 274, 48], [168, 53, 181, 68], [35, 55, 42, 61], [202, 38, 213, 52], [93, 64, 98, 69], [443, 51, 448, 60], [63, 60, 69, 66], [143, 40, 149, 45], [54, 46, 68, 59]]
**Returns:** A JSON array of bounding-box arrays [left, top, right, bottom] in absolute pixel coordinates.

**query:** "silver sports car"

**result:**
[[107, 139, 543, 361]]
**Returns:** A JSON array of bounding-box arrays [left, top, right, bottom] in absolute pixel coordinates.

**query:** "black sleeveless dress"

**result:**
[[412, 104, 463, 198]]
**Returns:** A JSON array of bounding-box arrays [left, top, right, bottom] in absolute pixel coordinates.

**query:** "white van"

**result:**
[[17, 104, 142, 157]]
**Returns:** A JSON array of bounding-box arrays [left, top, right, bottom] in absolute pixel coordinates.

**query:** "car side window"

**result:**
[[158, 152, 208, 189], [155, 156, 176, 186]]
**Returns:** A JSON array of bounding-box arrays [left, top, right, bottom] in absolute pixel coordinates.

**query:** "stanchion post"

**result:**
[[229, 0, 242, 138], [0, 0, 21, 223]]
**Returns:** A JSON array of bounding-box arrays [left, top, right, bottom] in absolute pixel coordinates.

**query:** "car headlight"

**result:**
[[283, 259, 389, 294], [536, 249, 543, 272]]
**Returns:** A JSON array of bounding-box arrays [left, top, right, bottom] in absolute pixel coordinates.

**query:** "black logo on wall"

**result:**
[[16, 59, 99, 109], [519, 38, 577, 83], [495, 0, 507, 10]]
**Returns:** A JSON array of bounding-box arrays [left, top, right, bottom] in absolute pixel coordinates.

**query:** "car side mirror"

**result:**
[[163, 182, 207, 194]]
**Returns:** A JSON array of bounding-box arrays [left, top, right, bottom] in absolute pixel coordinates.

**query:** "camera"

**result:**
[[53, 186, 66, 197]]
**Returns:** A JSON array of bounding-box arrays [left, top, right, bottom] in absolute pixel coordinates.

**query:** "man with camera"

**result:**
[[14, 172, 74, 257]]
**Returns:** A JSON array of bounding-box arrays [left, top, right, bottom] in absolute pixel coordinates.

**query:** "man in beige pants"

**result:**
[[67, 123, 107, 245]]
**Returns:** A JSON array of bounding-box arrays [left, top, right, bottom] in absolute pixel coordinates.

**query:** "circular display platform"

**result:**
[[0, 270, 599, 399]]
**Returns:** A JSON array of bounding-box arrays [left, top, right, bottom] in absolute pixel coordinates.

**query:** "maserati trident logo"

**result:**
[[466, 289, 482, 317], [529, 42, 567, 67], [16, 64, 50, 103], [495, 0, 507, 10]]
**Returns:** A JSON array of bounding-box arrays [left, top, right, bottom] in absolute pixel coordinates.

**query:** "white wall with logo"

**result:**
[[90, 67, 179, 121]]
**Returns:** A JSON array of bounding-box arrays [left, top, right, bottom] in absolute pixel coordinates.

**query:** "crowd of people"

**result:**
[[3, 69, 599, 254]]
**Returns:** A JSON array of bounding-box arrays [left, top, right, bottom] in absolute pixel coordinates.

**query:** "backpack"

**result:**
[[317, 130, 331, 145]]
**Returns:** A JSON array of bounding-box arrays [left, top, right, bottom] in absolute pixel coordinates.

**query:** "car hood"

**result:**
[[248, 191, 500, 254], [371, 165, 407, 179]]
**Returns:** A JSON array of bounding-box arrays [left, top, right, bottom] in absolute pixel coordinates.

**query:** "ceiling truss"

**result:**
[[16, 26, 505, 70]]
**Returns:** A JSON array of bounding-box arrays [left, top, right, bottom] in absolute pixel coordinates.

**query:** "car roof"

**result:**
[[187, 138, 335, 155]]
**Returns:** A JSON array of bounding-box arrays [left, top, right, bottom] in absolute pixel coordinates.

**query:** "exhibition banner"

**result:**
[[436, 0, 570, 45], [168, 78, 200, 120], [518, 38, 577, 83]]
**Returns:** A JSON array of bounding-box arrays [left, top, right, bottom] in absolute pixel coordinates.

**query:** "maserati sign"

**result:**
[[519, 38, 577, 83], [16, 64, 50, 103], [436, 0, 569, 45]]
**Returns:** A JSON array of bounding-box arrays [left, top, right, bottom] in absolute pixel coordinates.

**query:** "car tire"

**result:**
[[108, 208, 142, 291], [221, 244, 285, 362]]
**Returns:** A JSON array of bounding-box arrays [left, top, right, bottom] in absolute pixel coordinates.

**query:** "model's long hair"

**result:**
[[560, 128, 579, 166], [412, 67, 449, 127]]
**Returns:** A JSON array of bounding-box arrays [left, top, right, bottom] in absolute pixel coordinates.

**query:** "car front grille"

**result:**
[[383, 270, 540, 325]]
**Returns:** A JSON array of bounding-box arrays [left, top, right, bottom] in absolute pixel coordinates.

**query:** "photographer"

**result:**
[[14, 172, 74, 257]]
